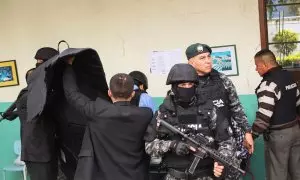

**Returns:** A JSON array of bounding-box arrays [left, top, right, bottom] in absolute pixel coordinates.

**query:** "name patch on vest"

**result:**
[[285, 83, 297, 90], [178, 124, 202, 132], [213, 99, 224, 107]]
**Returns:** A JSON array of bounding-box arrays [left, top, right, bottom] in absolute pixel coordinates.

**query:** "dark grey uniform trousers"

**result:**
[[265, 124, 300, 180], [164, 173, 214, 180]]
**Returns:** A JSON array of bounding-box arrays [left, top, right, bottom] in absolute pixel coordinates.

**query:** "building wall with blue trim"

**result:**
[[0, 0, 263, 179]]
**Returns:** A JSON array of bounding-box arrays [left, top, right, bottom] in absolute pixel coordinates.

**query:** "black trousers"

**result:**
[[26, 160, 58, 180]]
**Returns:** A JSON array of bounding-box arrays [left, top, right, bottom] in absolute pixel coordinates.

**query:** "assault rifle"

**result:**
[[158, 119, 246, 176]]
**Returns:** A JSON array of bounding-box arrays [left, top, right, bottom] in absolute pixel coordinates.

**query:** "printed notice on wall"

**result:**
[[149, 49, 182, 75]]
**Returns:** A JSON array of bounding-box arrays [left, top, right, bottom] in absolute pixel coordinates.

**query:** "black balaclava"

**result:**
[[172, 83, 196, 107]]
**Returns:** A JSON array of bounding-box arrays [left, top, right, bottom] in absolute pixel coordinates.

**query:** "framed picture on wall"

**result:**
[[0, 60, 19, 88], [211, 45, 239, 76]]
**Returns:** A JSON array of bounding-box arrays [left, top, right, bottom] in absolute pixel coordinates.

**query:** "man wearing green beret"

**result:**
[[186, 43, 254, 172]]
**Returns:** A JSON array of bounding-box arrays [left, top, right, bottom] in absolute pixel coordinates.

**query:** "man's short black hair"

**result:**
[[109, 73, 134, 99], [254, 49, 276, 59], [254, 49, 278, 66]]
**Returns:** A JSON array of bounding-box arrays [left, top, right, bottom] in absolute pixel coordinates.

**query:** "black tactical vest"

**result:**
[[196, 70, 231, 141], [256, 67, 297, 126], [157, 96, 214, 170], [130, 89, 147, 106]]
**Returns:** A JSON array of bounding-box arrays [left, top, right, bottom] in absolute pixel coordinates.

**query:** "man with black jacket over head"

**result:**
[[63, 57, 153, 180]]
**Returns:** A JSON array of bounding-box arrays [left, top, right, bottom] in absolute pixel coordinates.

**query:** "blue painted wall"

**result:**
[[0, 103, 22, 180], [0, 94, 265, 180]]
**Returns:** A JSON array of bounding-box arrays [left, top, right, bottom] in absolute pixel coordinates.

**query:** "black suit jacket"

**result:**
[[2, 87, 56, 162], [63, 66, 153, 180], [20, 95, 57, 162]]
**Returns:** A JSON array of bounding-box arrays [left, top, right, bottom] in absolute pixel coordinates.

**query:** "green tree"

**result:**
[[272, 29, 298, 56], [267, 0, 300, 19], [288, 0, 300, 16]]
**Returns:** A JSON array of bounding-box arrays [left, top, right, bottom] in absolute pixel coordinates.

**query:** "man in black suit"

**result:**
[[63, 57, 153, 180]]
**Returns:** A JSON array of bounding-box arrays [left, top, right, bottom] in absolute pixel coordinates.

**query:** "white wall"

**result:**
[[0, 0, 262, 101]]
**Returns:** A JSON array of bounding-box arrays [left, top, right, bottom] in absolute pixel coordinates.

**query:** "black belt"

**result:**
[[270, 118, 299, 130], [149, 165, 167, 174], [168, 168, 213, 179]]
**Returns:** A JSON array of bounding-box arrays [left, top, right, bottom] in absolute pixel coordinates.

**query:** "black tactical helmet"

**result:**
[[166, 64, 198, 85], [129, 71, 148, 90], [34, 47, 59, 61]]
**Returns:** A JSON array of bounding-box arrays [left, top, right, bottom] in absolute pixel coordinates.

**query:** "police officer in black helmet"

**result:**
[[129, 71, 155, 112], [26, 47, 61, 180], [130, 71, 149, 90], [1, 47, 60, 180], [145, 63, 235, 180]]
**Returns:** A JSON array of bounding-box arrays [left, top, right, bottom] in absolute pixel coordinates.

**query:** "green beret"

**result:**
[[185, 43, 212, 60]]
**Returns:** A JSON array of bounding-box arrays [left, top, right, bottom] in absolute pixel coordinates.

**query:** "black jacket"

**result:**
[[255, 67, 298, 127], [18, 88, 57, 162], [63, 67, 153, 180], [2, 87, 56, 162]]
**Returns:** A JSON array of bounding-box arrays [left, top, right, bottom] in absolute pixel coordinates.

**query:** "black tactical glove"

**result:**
[[170, 141, 190, 156], [0, 112, 18, 121]]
